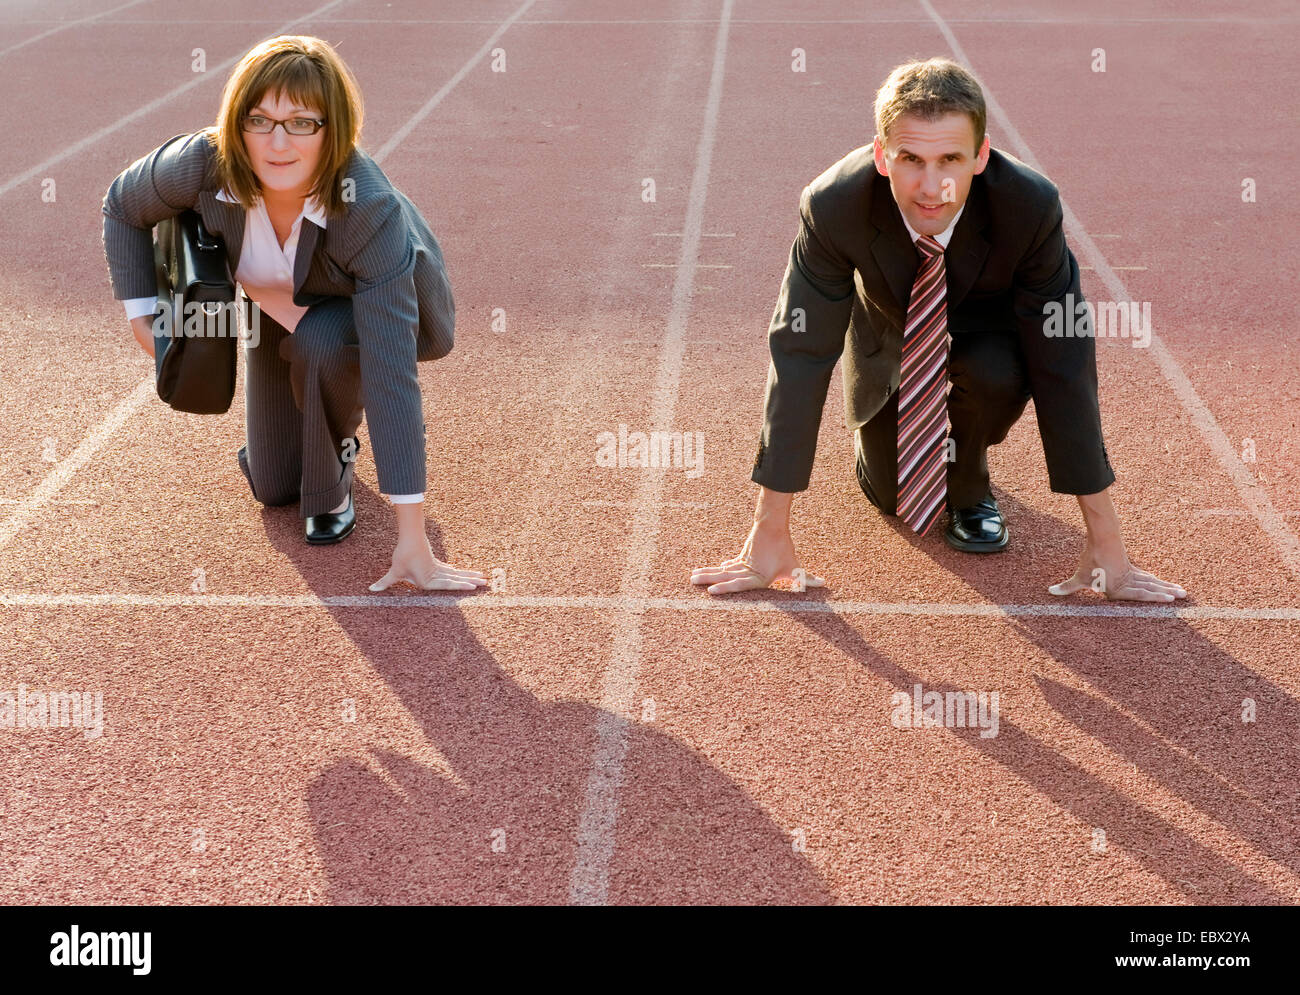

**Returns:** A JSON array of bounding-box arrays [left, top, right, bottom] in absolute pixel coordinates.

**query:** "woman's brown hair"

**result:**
[[208, 35, 364, 218]]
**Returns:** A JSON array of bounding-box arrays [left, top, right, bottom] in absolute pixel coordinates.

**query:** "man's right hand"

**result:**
[[129, 315, 156, 358], [691, 487, 825, 594]]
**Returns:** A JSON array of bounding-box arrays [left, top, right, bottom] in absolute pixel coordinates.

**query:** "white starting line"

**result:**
[[1, 592, 1296, 621]]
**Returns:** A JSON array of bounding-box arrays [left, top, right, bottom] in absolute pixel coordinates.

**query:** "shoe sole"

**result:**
[[943, 528, 1009, 553]]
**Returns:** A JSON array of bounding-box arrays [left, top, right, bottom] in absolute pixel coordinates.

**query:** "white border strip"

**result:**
[[1, 592, 1297, 620], [918, 0, 1300, 580]]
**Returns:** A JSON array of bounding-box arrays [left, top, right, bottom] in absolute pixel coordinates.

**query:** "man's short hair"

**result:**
[[874, 58, 987, 153]]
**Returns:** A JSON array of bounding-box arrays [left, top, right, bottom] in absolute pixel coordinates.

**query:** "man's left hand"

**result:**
[[1049, 541, 1187, 602], [1048, 487, 1187, 602]]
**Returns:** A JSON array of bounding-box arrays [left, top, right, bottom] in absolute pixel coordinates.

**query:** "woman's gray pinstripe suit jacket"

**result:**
[[101, 130, 454, 497]]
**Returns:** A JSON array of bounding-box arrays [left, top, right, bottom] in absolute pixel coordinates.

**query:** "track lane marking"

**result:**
[[0, 0, 153, 60], [567, 0, 735, 906], [0, 0, 352, 199], [1, 592, 1297, 620]]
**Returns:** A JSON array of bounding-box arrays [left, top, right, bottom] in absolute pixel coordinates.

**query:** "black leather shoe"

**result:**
[[944, 495, 1008, 553], [305, 491, 355, 545]]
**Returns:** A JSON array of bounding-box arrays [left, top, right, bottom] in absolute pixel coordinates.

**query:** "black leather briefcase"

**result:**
[[152, 209, 237, 414]]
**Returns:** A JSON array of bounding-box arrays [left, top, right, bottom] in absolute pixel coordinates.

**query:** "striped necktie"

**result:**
[[896, 233, 950, 535]]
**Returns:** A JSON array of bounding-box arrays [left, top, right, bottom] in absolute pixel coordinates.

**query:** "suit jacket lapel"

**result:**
[[293, 220, 321, 300], [943, 175, 990, 309], [869, 172, 917, 311], [200, 188, 326, 302]]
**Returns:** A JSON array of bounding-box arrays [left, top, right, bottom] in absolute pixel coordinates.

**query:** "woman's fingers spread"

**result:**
[[693, 557, 743, 575], [446, 570, 488, 584], [1114, 586, 1176, 602], [371, 567, 487, 594], [439, 564, 489, 580], [1109, 574, 1186, 601], [1132, 572, 1186, 598], [423, 564, 489, 590], [420, 576, 479, 591], [1102, 575, 1173, 601], [438, 572, 486, 588], [1125, 577, 1175, 595], [691, 564, 746, 584]]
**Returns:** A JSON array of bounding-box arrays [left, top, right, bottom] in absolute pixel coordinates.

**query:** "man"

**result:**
[[692, 58, 1185, 603]]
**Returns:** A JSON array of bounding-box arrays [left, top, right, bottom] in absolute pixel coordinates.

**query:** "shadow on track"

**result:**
[[775, 487, 1298, 904], [255, 486, 832, 904]]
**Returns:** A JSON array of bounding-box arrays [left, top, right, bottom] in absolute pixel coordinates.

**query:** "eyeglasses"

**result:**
[[241, 114, 326, 136]]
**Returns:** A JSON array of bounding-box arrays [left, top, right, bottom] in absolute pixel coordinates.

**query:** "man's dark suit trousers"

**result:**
[[855, 328, 1031, 515]]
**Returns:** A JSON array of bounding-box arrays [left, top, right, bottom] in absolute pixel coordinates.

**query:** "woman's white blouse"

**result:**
[[124, 192, 423, 504]]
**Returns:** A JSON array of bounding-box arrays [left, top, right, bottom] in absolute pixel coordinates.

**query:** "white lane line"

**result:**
[[0, 378, 154, 552], [568, 0, 735, 907], [1197, 508, 1300, 518], [0, 0, 152, 59], [582, 499, 711, 509], [372, 0, 538, 163], [0, 499, 99, 505], [0, 2, 538, 551], [2, 592, 1297, 620], [642, 262, 732, 268], [918, 0, 1300, 582], [0, 0, 351, 199], [50, 17, 1300, 25]]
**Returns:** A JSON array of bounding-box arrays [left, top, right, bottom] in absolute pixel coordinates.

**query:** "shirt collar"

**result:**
[[899, 200, 964, 249], [216, 187, 328, 229]]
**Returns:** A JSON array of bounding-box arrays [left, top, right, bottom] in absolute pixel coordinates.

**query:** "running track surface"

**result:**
[[1, 0, 1297, 904]]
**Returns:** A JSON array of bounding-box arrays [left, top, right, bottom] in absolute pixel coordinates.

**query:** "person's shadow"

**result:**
[[773, 485, 1299, 903], [259, 486, 832, 904]]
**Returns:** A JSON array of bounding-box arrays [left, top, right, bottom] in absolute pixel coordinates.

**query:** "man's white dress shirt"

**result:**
[[899, 201, 965, 249]]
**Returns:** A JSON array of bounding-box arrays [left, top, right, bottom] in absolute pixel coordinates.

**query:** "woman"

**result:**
[[102, 35, 485, 593]]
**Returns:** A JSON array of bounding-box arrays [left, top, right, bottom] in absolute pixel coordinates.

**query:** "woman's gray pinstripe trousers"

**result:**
[[235, 295, 364, 519]]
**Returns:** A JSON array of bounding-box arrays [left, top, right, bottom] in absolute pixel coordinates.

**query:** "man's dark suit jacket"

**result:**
[[750, 145, 1114, 497], [102, 130, 454, 498]]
